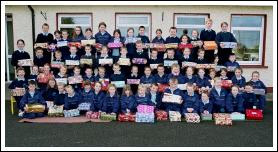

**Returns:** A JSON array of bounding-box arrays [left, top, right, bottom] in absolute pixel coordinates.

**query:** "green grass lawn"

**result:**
[[5, 101, 273, 147]]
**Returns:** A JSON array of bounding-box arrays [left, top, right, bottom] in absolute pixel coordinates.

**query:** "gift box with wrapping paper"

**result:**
[[118, 113, 136, 122], [108, 42, 123, 49], [18, 59, 33, 66], [63, 109, 80, 117], [125, 37, 141, 44], [25, 104, 45, 113], [77, 102, 91, 111], [142, 43, 154, 49], [65, 60, 80, 66], [221, 80, 233, 89], [191, 41, 203, 47], [48, 105, 64, 117], [99, 58, 113, 65], [165, 43, 178, 49], [68, 42, 81, 48], [158, 84, 169, 92], [86, 111, 100, 119], [126, 79, 140, 85], [95, 43, 103, 50], [100, 113, 117, 121], [132, 58, 145, 64], [135, 112, 155, 123], [137, 105, 154, 113], [164, 60, 178, 67], [37, 73, 51, 83], [214, 113, 232, 126], [231, 112, 245, 121], [51, 61, 64, 68], [80, 59, 93, 65], [11, 88, 26, 96], [111, 81, 125, 88], [55, 78, 68, 85], [201, 113, 213, 121], [178, 43, 193, 50], [155, 110, 168, 121], [153, 43, 166, 52], [253, 89, 266, 95], [118, 58, 131, 66], [162, 93, 182, 104], [34, 43, 48, 49], [94, 78, 110, 91], [220, 42, 237, 48], [57, 41, 68, 47], [150, 64, 159, 70], [203, 41, 217, 50], [68, 76, 83, 84], [169, 111, 181, 122], [246, 109, 263, 120], [185, 113, 200, 123], [182, 61, 197, 68], [81, 40, 96, 46]]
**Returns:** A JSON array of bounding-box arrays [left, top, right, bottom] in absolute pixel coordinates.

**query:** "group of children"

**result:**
[[9, 19, 267, 119]]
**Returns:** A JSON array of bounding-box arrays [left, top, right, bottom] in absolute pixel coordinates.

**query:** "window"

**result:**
[[57, 13, 92, 38], [174, 14, 209, 38], [231, 15, 265, 65], [116, 13, 151, 38]]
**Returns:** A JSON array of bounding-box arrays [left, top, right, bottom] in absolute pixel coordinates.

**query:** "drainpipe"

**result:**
[[27, 5, 35, 55]]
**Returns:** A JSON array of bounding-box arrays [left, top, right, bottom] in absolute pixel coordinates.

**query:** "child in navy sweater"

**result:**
[[148, 83, 163, 110], [83, 67, 94, 83], [164, 48, 179, 74], [125, 27, 137, 57], [110, 63, 126, 93], [96, 46, 113, 75], [29, 65, 39, 81], [184, 66, 197, 85], [90, 81, 106, 112], [140, 66, 155, 84], [132, 40, 149, 76], [152, 29, 165, 44], [242, 83, 259, 110], [19, 80, 46, 118], [165, 27, 181, 56], [65, 45, 80, 75], [58, 30, 71, 60], [54, 83, 66, 106], [167, 64, 185, 84], [120, 85, 136, 114], [231, 68, 246, 92], [110, 29, 125, 58], [101, 84, 120, 114], [55, 65, 68, 79], [224, 53, 240, 79], [64, 85, 82, 110], [154, 64, 168, 84], [210, 77, 228, 113], [226, 85, 244, 113], [80, 44, 94, 74], [79, 80, 94, 112], [42, 78, 58, 102], [128, 65, 140, 95], [190, 29, 203, 61], [94, 66, 109, 82], [116, 46, 131, 77], [149, 49, 163, 74], [181, 83, 199, 115], [94, 22, 112, 46], [135, 84, 152, 106], [33, 47, 48, 67], [195, 49, 208, 64], [196, 68, 212, 90], [198, 90, 213, 114], [51, 50, 64, 76]]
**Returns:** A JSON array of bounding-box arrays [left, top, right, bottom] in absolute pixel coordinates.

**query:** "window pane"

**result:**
[[233, 30, 260, 61], [118, 16, 148, 25], [232, 16, 262, 27], [118, 26, 149, 38], [177, 17, 205, 25], [177, 28, 203, 38], [61, 16, 90, 24]]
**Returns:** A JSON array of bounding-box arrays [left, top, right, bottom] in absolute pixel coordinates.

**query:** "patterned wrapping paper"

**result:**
[[48, 43, 56, 52], [155, 110, 168, 121], [150, 64, 159, 70], [231, 112, 245, 121], [191, 41, 203, 47], [55, 78, 68, 85], [182, 61, 197, 68], [118, 58, 131, 66], [46, 101, 54, 108], [25, 104, 45, 113], [18, 59, 33, 66], [99, 58, 113, 65], [77, 102, 91, 111], [201, 113, 213, 121], [169, 111, 181, 122], [135, 112, 155, 123], [63, 109, 80, 118], [57, 41, 68, 47], [34, 43, 48, 49], [95, 43, 103, 50], [86, 111, 100, 119], [153, 43, 166, 52], [92, 79, 110, 91], [11, 88, 26, 96], [48, 105, 64, 117], [126, 79, 140, 85], [253, 89, 266, 95], [214, 113, 232, 126], [81, 40, 96, 46], [68, 76, 83, 84], [185, 113, 201, 123], [246, 109, 263, 120], [165, 43, 179, 49], [203, 41, 217, 50], [137, 105, 154, 113], [118, 113, 136, 122], [221, 80, 233, 89], [108, 42, 123, 48], [132, 58, 145, 64], [100, 113, 117, 121], [80, 59, 93, 65], [37, 73, 52, 83], [158, 84, 169, 92], [65, 60, 80, 66], [195, 64, 216, 69], [162, 93, 182, 104], [68, 42, 81, 48], [178, 43, 193, 49], [142, 43, 154, 49], [51, 61, 64, 68], [163, 60, 179, 67], [125, 37, 141, 44], [111, 81, 126, 88], [220, 42, 237, 48]]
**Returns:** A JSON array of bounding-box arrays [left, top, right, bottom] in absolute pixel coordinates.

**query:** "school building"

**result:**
[[4, 5, 273, 91]]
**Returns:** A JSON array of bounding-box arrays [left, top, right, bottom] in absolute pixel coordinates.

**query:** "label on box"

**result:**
[[182, 61, 197, 67], [51, 61, 64, 68], [11, 88, 26, 96], [177, 84, 187, 90], [34, 43, 48, 49], [132, 58, 146, 64], [221, 42, 237, 48], [108, 42, 122, 48], [162, 93, 182, 104], [99, 58, 113, 65]]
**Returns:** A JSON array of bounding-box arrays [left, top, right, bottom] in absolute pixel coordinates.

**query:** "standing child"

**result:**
[[19, 80, 46, 118], [95, 22, 112, 46], [125, 27, 137, 57], [226, 85, 244, 113], [137, 26, 150, 44], [120, 85, 136, 114], [110, 29, 125, 58], [152, 29, 165, 59], [190, 29, 203, 61], [72, 26, 85, 42], [64, 85, 82, 110], [198, 90, 213, 114], [101, 84, 120, 114], [181, 83, 199, 115], [33, 47, 48, 68], [131, 40, 149, 76], [11, 39, 31, 77], [128, 65, 140, 94], [52, 30, 62, 44], [210, 77, 228, 113], [165, 27, 181, 56], [58, 30, 71, 60]]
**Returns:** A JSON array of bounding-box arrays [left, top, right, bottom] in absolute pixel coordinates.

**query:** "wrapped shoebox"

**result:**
[[155, 110, 168, 121], [46, 101, 54, 108], [57, 41, 68, 47], [178, 43, 193, 49], [127, 79, 140, 85], [63, 109, 80, 117], [221, 80, 233, 89], [108, 42, 122, 48], [37, 73, 51, 83], [100, 113, 117, 121], [34, 43, 48, 49], [158, 84, 169, 92], [164, 60, 178, 67], [80, 59, 93, 65], [231, 112, 245, 121], [55, 78, 68, 85], [65, 60, 80, 66], [68, 76, 83, 84], [137, 105, 154, 113], [214, 113, 232, 126], [169, 111, 181, 122], [25, 103, 45, 113], [182, 61, 197, 68], [162, 93, 182, 104], [220, 42, 237, 48], [150, 64, 159, 70], [99, 58, 113, 65], [77, 102, 91, 111], [118, 113, 136, 122], [165, 43, 178, 49], [153, 43, 166, 52], [111, 81, 125, 88], [246, 109, 263, 120], [95, 43, 103, 50], [18, 59, 33, 66], [51, 61, 64, 68], [185, 113, 201, 123], [203, 41, 217, 50], [118, 58, 131, 66], [86, 111, 100, 119], [11, 88, 26, 96], [253, 89, 266, 95], [201, 113, 213, 121], [81, 40, 96, 46], [48, 105, 64, 117], [132, 58, 145, 64], [135, 112, 155, 123]]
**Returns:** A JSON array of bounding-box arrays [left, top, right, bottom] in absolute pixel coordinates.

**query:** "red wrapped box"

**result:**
[[153, 43, 166, 52], [158, 84, 169, 92], [246, 109, 263, 120], [221, 80, 233, 89], [155, 110, 168, 121], [118, 113, 136, 122], [178, 43, 193, 50], [68, 42, 81, 48], [38, 73, 53, 83], [86, 111, 100, 119], [95, 43, 103, 50]]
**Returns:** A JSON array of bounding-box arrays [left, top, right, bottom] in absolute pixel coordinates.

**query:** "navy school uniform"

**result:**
[[42, 88, 58, 101], [36, 32, 54, 63], [95, 31, 112, 45], [242, 92, 258, 110], [101, 94, 120, 114], [165, 36, 181, 56], [140, 75, 155, 84], [196, 76, 212, 88], [184, 75, 197, 84], [55, 73, 68, 79], [114, 56, 131, 77], [137, 35, 150, 52], [200, 29, 217, 63], [57, 39, 71, 60], [179, 55, 194, 74], [215, 31, 237, 65], [131, 51, 149, 77], [181, 92, 199, 114], [167, 73, 185, 84], [94, 74, 109, 82], [120, 95, 137, 113], [128, 74, 140, 95], [135, 94, 153, 107], [65, 54, 80, 75], [81, 89, 94, 104], [190, 38, 202, 61], [83, 75, 95, 83], [64, 92, 82, 110], [9, 78, 29, 108], [11, 50, 31, 77], [109, 37, 125, 57], [231, 76, 246, 89], [72, 34, 85, 42], [224, 61, 240, 79], [248, 80, 267, 110], [195, 57, 208, 64], [80, 54, 94, 75], [210, 87, 228, 113], [164, 88, 184, 113], [28, 74, 38, 81], [95, 55, 113, 76], [125, 37, 137, 57], [164, 56, 179, 74], [198, 99, 213, 114], [19, 90, 46, 119], [149, 58, 163, 74], [68, 75, 83, 93], [225, 93, 244, 113], [33, 56, 48, 67], [154, 73, 168, 84], [90, 91, 106, 112], [54, 92, 65, 106], [152, 37, 166, 59], [148, 92, 163, 110], [110, 72, 126, 93]]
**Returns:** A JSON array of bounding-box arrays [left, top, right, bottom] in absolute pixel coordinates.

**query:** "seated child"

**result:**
[[55, 65, 68, 78], [135, 84, 152, 106], [180, 47, 194, 74], [64, 85, 82, 110], [37, 63, 54, 92], [110, 63, 126, 93], [54, 82, 66, 106], [167, 64, 185, 84], [184, 66, 197, 85], [224, 53, 240, 79], [164, 48, 179, 74], [94, 66, 109, 81], [127, 65, 140, 94], [198, 90, 213, 114], [226, 85, 244, 113], [140, 66, 155, 84], [83, 67, 94, 82], [120, 85, 136, 114], [79, 80, 94, 112], [29, 65, 39, 81], [181, 83, 199, 115], [80, 44, 94, 74], [95, 46, 113, 75], [70, 66, 83, 92], [149, 49, 163, 74], [65, 45, 80, 75], [51, 50, 64, 76], [231, 67, 246, 91], [90, 82, 106, 112], [154, 64, 168, 84], [148, 83, 163, 110], [210, 77, 228, 113], [42, 78, 58, 102], [116, 46, 131, 77], [242, 83, 259, 110], [101, 84, 120, 114], [33, 47, 48, 67], [195, 68, 212, 91], [219, 68, 229, 80], [195, 49, 208, 64]]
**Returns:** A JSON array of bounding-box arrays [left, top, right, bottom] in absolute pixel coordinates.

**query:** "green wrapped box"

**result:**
[[201, 113, 213, 121], [100, 113, 117, 121]]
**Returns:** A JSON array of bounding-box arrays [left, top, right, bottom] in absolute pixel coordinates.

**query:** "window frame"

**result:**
[[56, 13, 93, 32], [115, 13, 152, 39]]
